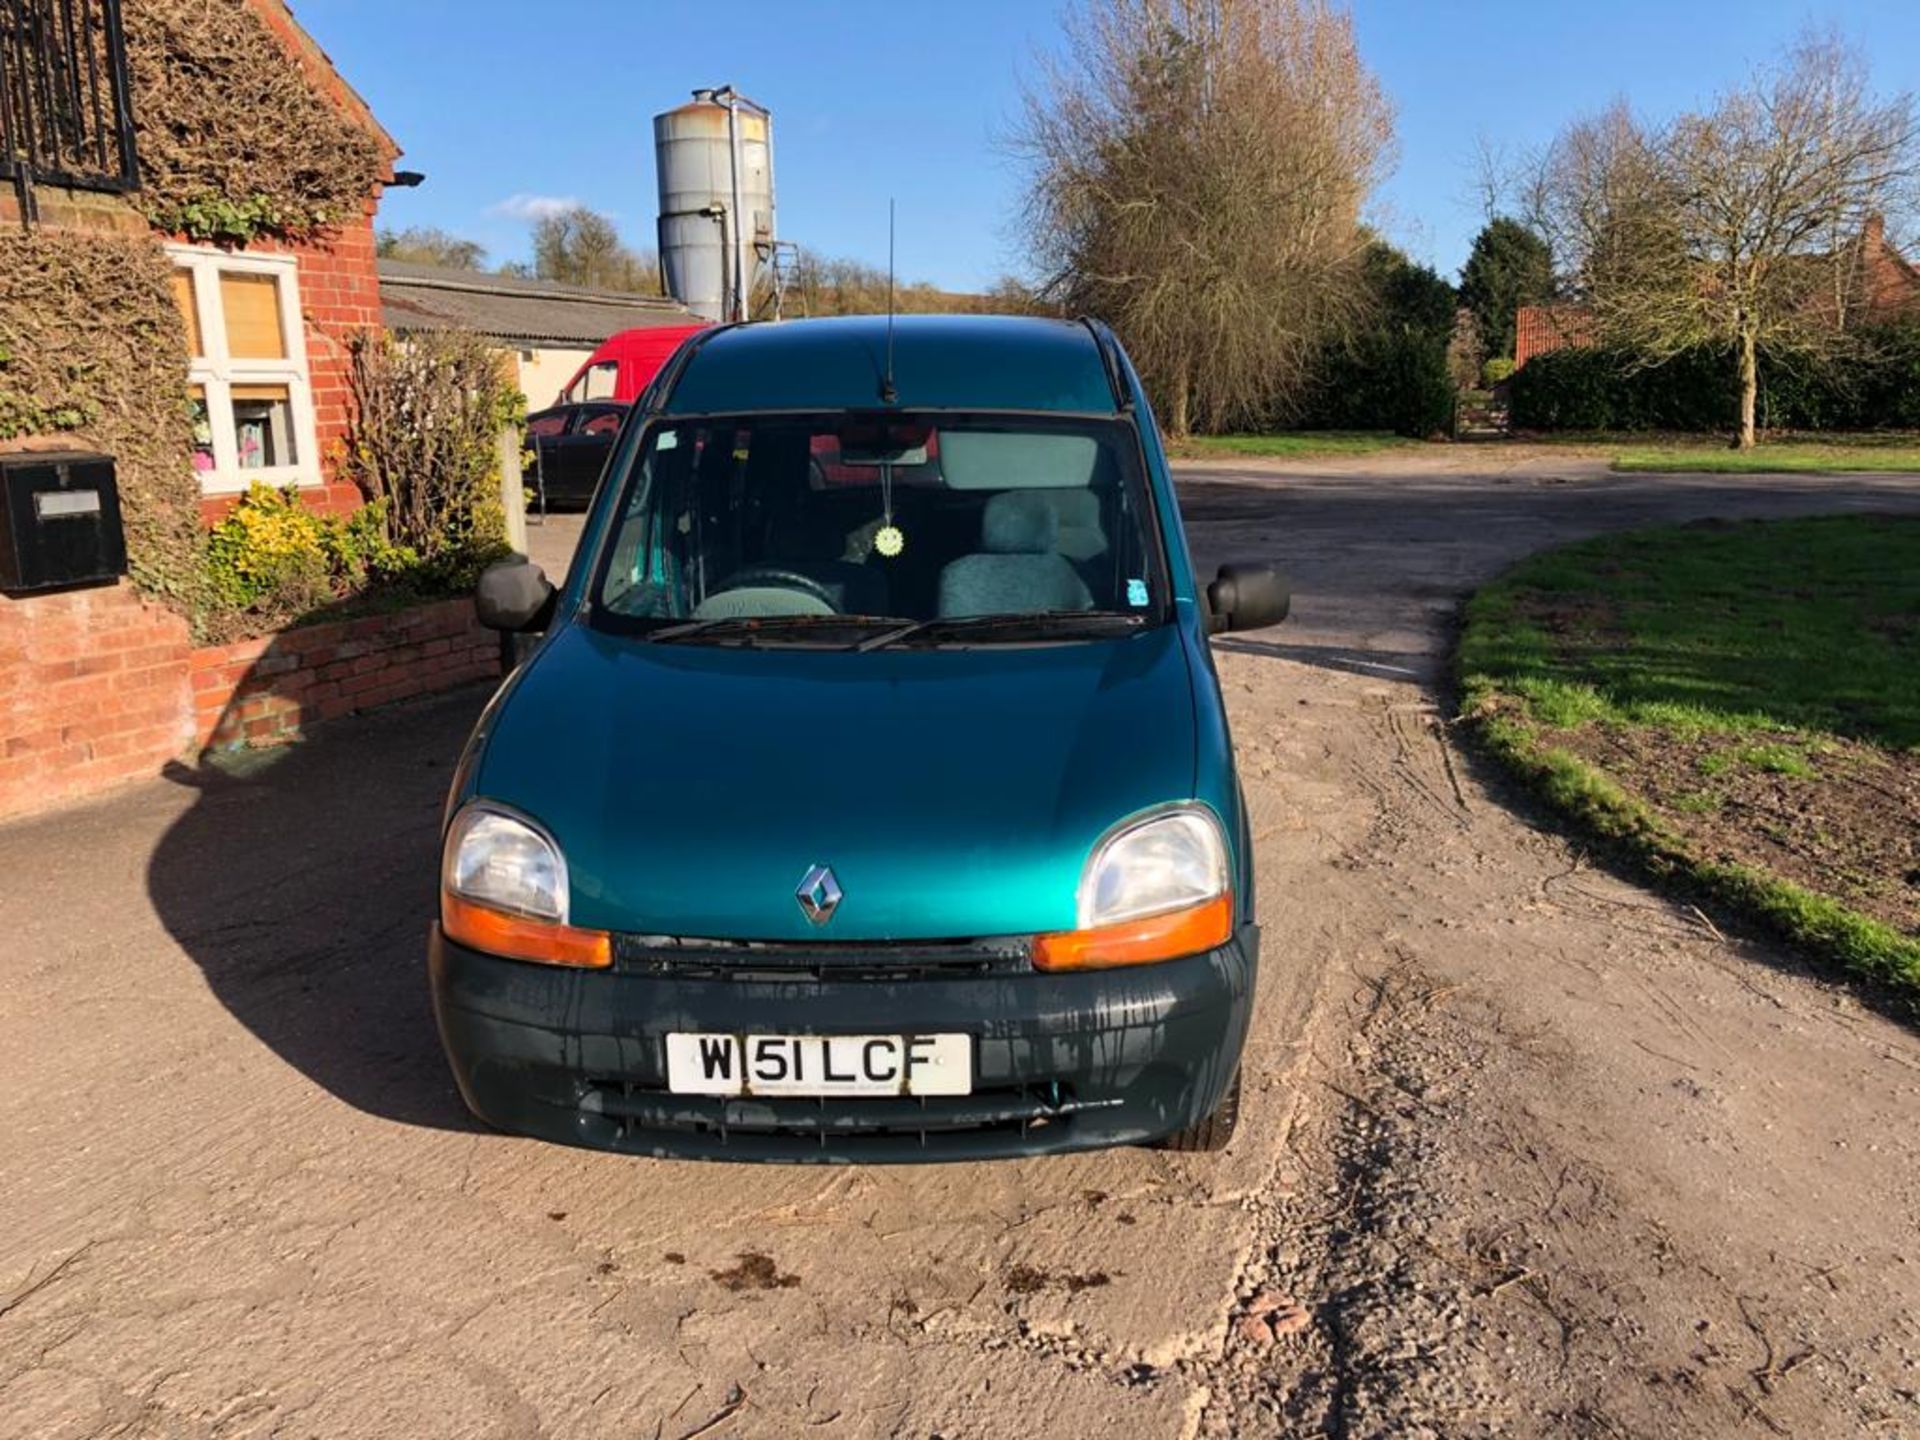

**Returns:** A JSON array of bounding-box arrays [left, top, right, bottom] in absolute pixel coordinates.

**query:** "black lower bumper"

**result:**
[[428, 924, 1259, 1163]]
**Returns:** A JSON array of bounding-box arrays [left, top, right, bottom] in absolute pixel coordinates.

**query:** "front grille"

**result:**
[[612, 933, 1032, 981], [581, 1077, 1117, 1154]]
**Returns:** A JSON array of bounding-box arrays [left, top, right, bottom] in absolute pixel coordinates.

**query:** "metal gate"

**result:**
[[0, 0, 138, 219]]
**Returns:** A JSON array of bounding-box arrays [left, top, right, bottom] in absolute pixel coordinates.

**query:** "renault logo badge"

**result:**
[[796, 864, 842, 925]]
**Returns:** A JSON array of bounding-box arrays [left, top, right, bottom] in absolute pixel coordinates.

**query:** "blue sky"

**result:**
[[300, 0, 1920, 290]]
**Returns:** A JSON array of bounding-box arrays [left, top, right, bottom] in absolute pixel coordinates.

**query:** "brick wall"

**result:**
[[192, 597, 499, 751], [1515, 227, 1919, 372], [0, 585, 497, 822], [296, 206, 384, 515], [0, 185, 149, 236], [0, 586, 193, 818], [2, 198, 418, 820]]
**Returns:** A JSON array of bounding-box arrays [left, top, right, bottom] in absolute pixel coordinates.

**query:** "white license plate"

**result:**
[[665, 1032, 972, 1097]]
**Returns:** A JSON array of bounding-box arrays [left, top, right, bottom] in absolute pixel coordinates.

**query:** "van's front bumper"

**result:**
[[428, 924, 1258, 1163]]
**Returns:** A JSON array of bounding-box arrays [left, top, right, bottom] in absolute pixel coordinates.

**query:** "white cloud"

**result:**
[[489, 193, 584, 221]]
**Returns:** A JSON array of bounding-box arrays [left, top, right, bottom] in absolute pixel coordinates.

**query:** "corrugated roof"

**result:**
[[377, 261, 702, 348]]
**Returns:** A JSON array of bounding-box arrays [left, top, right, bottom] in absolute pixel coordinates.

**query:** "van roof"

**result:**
[[661, 314, 1122, 416]]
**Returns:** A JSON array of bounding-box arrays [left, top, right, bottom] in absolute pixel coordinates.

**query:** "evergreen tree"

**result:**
[[1459, 217, 1553, 359]]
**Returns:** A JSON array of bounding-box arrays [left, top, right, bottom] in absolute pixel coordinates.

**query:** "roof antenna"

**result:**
[[880, 198, 898, 405]]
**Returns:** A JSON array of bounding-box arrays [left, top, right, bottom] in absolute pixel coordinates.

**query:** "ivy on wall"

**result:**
[[122, 0, 388, 243], [0, 231, 205, 611]]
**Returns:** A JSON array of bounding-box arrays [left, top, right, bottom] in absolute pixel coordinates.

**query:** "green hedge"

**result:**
[[1509, 326, 1920, 432], [1305, 329, 1454, 438], [1290, 241, 1457, 438]]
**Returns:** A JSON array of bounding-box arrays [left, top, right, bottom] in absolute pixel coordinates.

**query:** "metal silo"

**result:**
[[654, 87, 774, 323]]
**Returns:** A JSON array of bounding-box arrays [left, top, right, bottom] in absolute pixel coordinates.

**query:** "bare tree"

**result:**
[[1534, 35, 1918, 448], [984, 275, 1062, 315], [1466, 133, 1512, 223], [1014, 0, 1392, 436], [376, 226, 489, 270], [530, 207, 662, 294], [777, 248, 959, 317]]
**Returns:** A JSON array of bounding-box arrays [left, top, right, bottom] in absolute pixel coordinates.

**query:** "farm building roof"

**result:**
[[377, 261, 701, 348]]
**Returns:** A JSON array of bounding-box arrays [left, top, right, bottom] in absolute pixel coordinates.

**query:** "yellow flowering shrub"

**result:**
[[203, 483, 421, 633], [205, 483, 331, 611]]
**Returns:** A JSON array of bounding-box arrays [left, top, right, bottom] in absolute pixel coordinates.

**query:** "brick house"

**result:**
[[1825, 215, 1920, 328], [0, 1, 498, 818], [2, 2, 397, 514], [1512, 304, 1598, 370], [1512, 217, 1920, 369]]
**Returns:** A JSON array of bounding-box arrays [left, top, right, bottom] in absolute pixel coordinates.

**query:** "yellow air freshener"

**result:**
[[874, 524, 905, 558]]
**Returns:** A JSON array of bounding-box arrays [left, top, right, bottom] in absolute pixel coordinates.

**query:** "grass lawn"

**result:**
[[1613, 438, 1920, 473], [1165, 430, 1417, 460], [1457, 514, 1920, 1001], [1508, 430, 1920, 473]]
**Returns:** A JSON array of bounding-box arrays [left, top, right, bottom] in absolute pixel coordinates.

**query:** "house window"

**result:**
[[167, 247, 319, 494]]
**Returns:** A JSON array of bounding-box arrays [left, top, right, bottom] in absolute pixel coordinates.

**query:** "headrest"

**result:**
[[1042, 488, 1099, 528], [982, 491, 1060, 554], [1039, 487, 1106, 562]]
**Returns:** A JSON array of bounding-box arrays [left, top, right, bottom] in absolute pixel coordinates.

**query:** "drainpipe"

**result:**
[[714, 86, 748, 323]]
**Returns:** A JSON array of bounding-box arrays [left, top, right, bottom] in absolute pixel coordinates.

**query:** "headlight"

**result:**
[[445, 805, 568, 919], [1079, 808, 1229, 929], [440, 803, 609, 968], [1034, 807, 1233, 971]]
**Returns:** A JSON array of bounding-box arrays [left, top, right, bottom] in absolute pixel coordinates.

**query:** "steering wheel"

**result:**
[[709, 566, 839, 612]]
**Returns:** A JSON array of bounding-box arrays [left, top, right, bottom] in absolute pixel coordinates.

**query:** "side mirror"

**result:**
[[1206, 562, 1289, 634], [475, 558, 557, 633]]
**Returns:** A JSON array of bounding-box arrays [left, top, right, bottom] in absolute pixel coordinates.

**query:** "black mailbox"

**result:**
[[0, 451, 127, 594]]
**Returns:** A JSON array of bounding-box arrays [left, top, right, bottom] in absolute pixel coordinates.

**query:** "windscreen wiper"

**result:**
[[857, 610, 1147, 651], [644, 613, 913, 646]]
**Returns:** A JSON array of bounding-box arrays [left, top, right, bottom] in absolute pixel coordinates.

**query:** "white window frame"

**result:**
[[167, 244, 320, 496]]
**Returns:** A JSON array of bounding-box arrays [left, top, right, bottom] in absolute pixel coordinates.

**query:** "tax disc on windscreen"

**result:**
[[874, 524, 905, 558]]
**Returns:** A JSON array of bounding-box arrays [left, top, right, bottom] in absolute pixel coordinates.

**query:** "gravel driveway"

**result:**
[[2, 449, 1916, 1438]]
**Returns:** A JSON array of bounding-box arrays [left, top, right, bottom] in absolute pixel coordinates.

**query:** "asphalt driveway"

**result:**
[[3, 450, 1916, 1438]]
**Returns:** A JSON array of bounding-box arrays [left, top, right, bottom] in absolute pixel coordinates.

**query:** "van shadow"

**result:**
[[145, 640, 495, 1131], [1211, 633, 1436, 684]]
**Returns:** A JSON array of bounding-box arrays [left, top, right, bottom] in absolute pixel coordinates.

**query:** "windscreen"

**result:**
[[592, 414, 1167, 633]]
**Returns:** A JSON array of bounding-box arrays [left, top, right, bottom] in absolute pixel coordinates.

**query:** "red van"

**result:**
[[556, 324, 709, 406]]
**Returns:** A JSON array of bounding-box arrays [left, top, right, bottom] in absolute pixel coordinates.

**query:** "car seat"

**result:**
[[936, 491, 1094, 617]]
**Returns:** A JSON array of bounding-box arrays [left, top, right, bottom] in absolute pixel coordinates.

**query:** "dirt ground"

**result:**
[[1556, 724, 1920, 940], [3, 448, 1919, 1439]]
